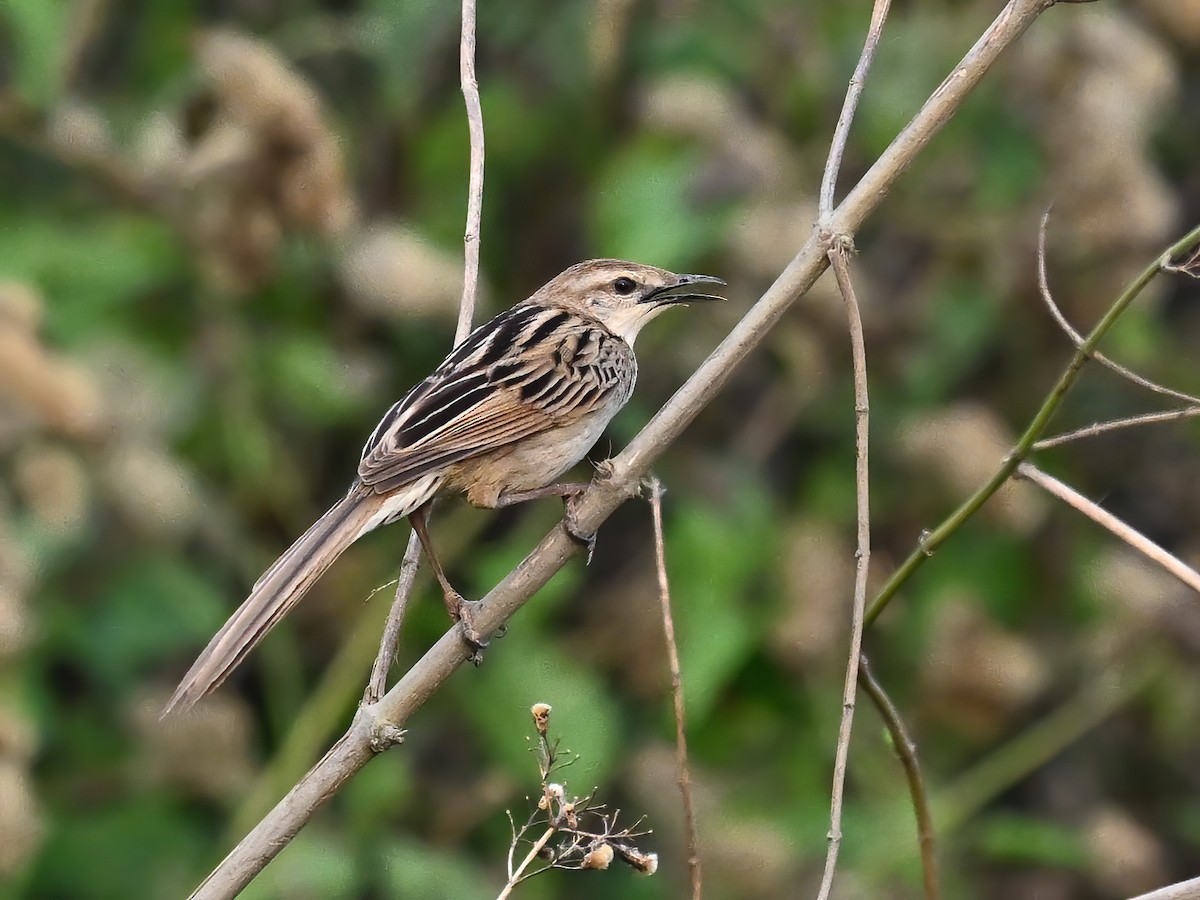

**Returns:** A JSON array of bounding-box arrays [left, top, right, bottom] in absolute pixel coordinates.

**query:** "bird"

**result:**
[[164, 259, 724, 715]]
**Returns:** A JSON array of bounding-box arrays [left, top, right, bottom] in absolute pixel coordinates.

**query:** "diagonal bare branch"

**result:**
[[1018, 462, 1200, 596], [1128, 876, 1200, 900]]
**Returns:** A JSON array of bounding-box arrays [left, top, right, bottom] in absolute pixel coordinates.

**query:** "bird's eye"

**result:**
[[612, 277, 637, 296]]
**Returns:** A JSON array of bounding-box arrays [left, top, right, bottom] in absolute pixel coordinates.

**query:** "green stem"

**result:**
[[864, 223, 1200, 627], [933, 658, 1159, 832]]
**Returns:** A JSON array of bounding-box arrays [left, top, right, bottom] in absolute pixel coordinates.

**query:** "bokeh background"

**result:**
[[2, 1, 1200, 898]]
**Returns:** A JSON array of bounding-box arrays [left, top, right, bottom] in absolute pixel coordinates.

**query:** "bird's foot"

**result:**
[[562, 492, 596, 565], [446, 593, 490, 665]]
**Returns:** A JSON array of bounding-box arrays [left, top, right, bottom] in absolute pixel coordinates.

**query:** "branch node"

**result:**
[[356, 705, 406, 753], [829, 233, 858, 256]]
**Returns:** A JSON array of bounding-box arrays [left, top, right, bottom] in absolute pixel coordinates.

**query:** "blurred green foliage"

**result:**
[[1, 1, 1199, 899]]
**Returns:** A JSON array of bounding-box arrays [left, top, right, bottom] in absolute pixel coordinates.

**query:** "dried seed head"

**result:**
[[582, 843, 614, 870], [613, 844, 659, 876], [530, 702, 552, 736]]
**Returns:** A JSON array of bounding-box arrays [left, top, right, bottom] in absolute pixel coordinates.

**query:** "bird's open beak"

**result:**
[[642, 273, 726, 305]]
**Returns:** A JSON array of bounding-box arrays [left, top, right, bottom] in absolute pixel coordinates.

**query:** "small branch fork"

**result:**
[[646, 477, 702, 900], [361, 0, 486, 708], [188, 2, 1083, 895], [1035, 209, 1200, 407]]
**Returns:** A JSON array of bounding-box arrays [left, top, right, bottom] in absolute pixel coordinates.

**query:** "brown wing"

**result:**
[[358, 304, 635, 494]]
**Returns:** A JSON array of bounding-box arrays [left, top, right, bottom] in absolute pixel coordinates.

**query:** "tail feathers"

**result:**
[[163, 489, 384, 717]]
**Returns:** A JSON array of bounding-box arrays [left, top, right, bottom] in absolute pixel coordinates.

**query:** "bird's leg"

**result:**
[[493, 482, 591, 506], [408, 504, 487, 663], [496, 483, 596, 564]]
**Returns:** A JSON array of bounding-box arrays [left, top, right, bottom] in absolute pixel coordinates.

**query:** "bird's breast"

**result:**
[[449, 398, 623, 508]]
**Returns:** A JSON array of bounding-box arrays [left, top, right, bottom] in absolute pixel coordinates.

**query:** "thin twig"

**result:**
[[1017, 462, 1200, 596], [814, 2, 889, 886], [865, 221, 1200, 628], [815, 244, 872, 900], [647, 477, 701, 900], [457, 0, 485, 341], [187, 4, 1072, 894], [496, 826, 556, 899], [362, 0, 485, 703], [1033, 406, 1200, 450], [818, 0, 893, 219], [363, 536, 422, 703], [1037, 208, 1200, 406], [859, 656, 938, 900], [1162, 242, 1200, 278]]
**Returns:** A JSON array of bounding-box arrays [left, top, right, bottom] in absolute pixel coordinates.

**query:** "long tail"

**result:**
[[163, 487, 387, 716]]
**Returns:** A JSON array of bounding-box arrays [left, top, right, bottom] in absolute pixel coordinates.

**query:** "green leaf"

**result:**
[[665, 491, 770, 723], [1, 0, 68, 105], [51, 556, 227, 689], [0, 215, 180, 346], [340, 756, 415, 830], [238, 827, 364, 900], [378, 838, 493, 899], [454, 624, 624, 784], [973, 813, 1088, 868], [264, 333, 372, 425], [591, 140, 725, 267], [905, 279, 1001, 403], [30, 795, 208, 900]]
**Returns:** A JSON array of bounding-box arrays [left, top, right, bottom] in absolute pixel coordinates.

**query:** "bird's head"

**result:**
[[531, 259, 725, 344]]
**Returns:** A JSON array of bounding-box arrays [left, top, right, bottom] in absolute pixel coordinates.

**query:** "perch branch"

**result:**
[[1129, 876, 1200, 900], [188, 2, 1075, 895]]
